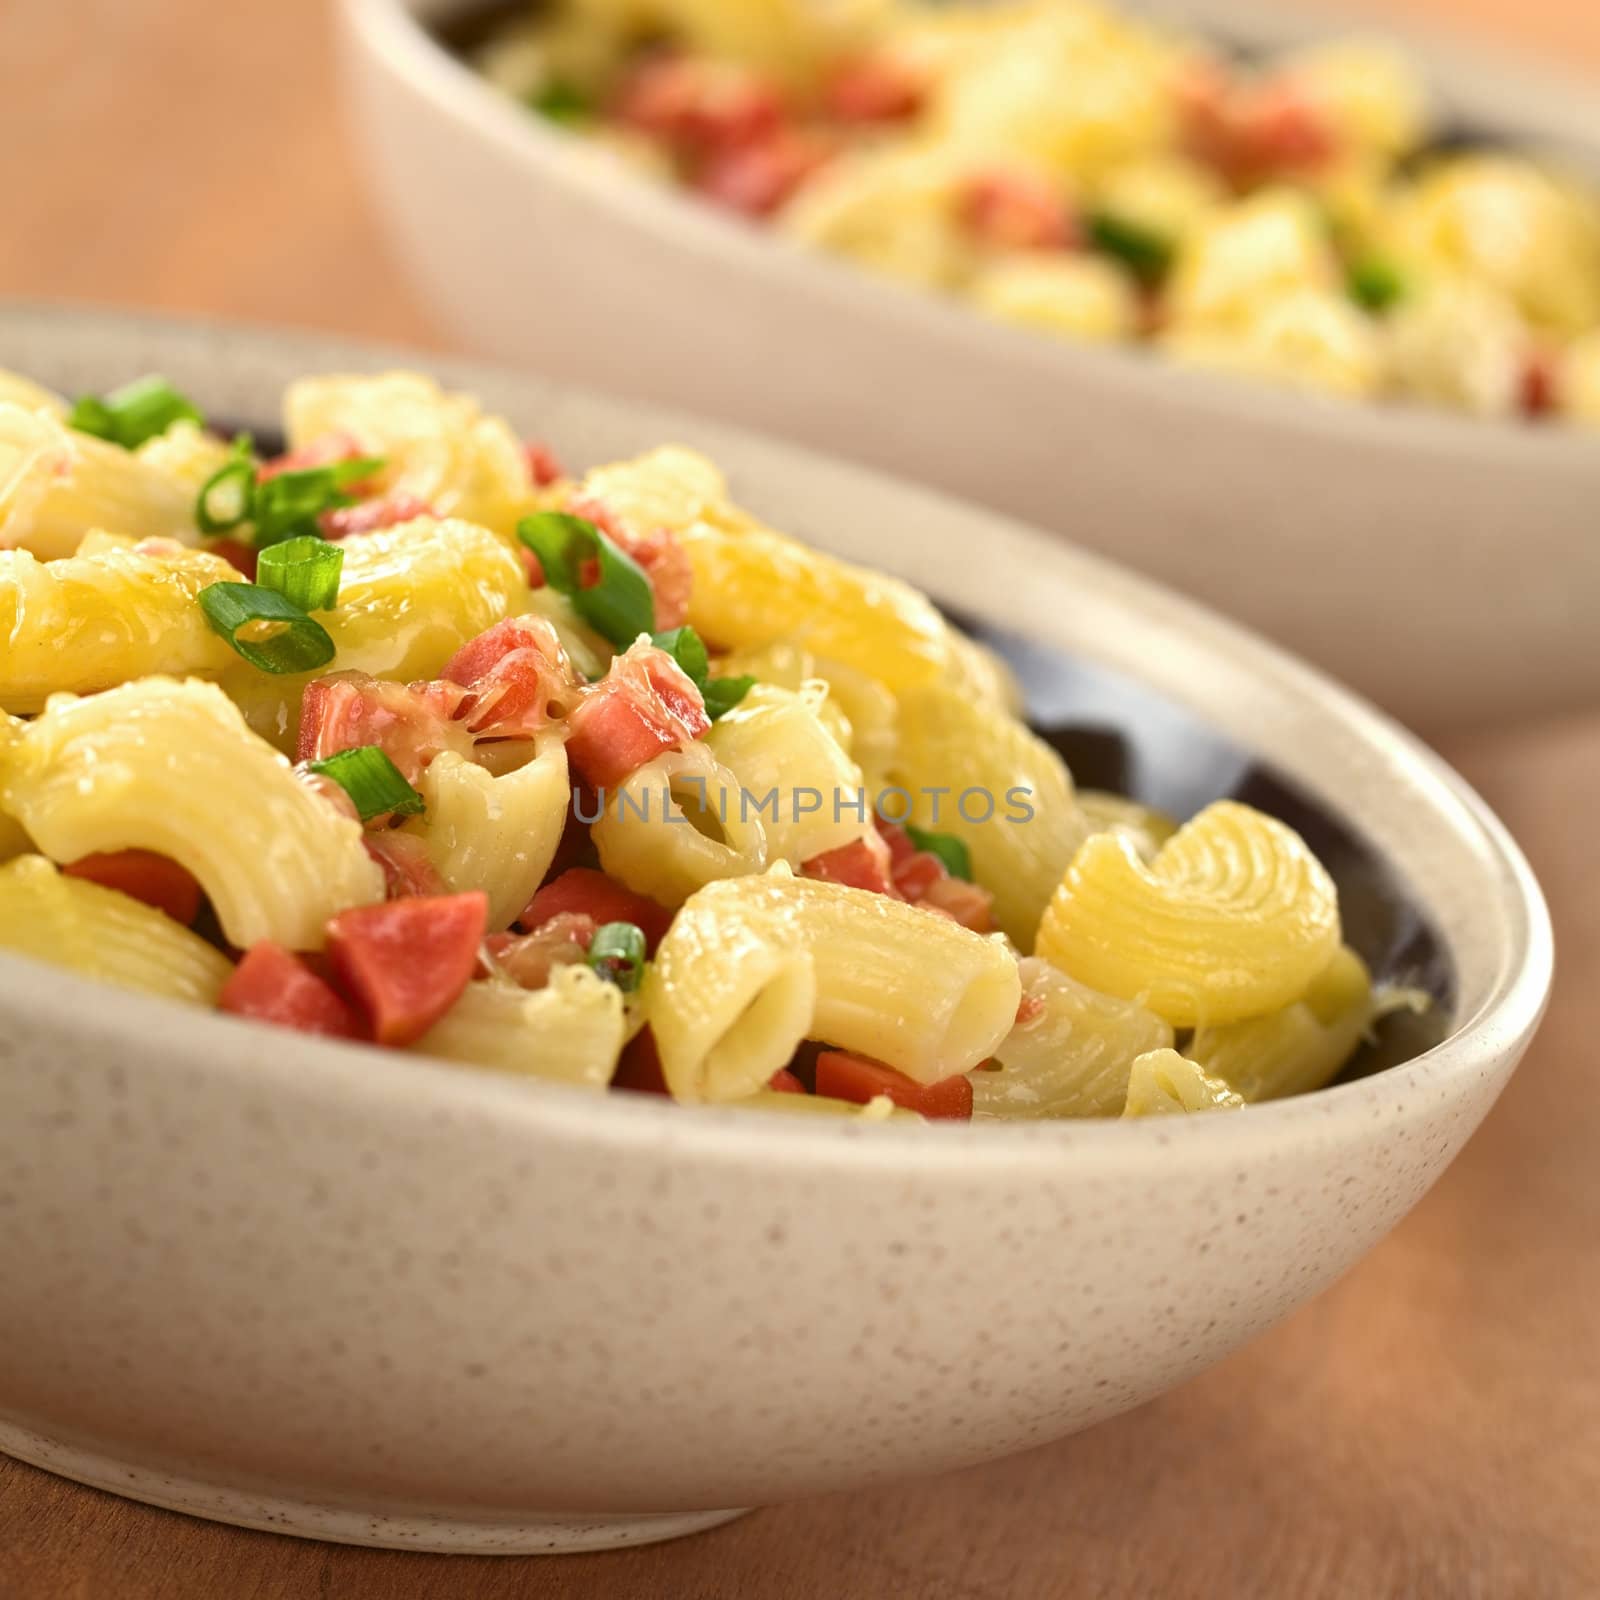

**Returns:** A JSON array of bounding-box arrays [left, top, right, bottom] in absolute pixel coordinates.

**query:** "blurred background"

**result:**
[[2, 0, 1594, 348]]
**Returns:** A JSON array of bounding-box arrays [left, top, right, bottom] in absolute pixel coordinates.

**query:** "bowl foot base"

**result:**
[[0, 1420, 749, 1553]]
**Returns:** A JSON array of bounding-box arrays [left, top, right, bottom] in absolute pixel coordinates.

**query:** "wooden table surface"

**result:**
[[2, 1, 1598, 1595]]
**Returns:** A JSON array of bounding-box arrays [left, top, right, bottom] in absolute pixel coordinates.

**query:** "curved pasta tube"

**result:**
[[579, 446, 728, 537], [415, 966, 626, 1088], [779, 146, 973, 289], [400, 740, 570, 931], [1036, 800, 1341, 1027], [0, 854, 232, 1005], [1122, 1049, 1244, 1117], [2, 678, 384, 951], [0, 402, 198, 560], [971, 957, 1173, 1120], [580, 446, 968, 696], [703, 683, 870, 865], [226, 516, 527, 748], [592, 743, 768, 906], [283, 372, 535, 536], [972, 254, 1140, 344], [644, 884, 818, 1104], [890, 682, 1090, 945], [1167, 191, 1338, 334], [1188, 945, 1373, 1102], [1077, 789, 1178, 862], [680, 515, 951, 692], [942, 629, 1024, 715], [646, 869, 1021, 1102], [135, 420, 238, 490], [0, 539, 240, 714]]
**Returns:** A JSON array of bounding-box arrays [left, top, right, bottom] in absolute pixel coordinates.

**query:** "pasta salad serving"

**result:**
[[469, 0, 1600, 426], [0, 368, 1421, 1123]]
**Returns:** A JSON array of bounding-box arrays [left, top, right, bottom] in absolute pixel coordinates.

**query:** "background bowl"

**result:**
[[0, 306, 1551, 1554], [340, 0, 1600, 733]]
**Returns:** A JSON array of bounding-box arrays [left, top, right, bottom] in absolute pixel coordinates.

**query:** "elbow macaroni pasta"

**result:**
[[0, 537, 240, 713], [0, 854, 233, 1006], [0, 403, 200, 560], [972, 956, 1173, 1120], [1035, 800, 1341, 1026], [416, 966, 626, 1088], [647, 869, 1019, 1102], [1122, 1048, 1245, 1116], [1, 678, 383, 950], [402, 739, 571, 931]]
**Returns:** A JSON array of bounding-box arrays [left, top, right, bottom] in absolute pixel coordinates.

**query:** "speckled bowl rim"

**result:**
[[350, 0, 1600, 470], [0, 302, 1554, 1176]]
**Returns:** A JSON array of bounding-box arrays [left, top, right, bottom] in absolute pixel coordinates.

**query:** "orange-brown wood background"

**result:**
[[1, 2, 1598, 1595]]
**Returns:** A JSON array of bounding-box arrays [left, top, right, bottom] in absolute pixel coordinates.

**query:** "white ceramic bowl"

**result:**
[[340, 0, 1600, 732], [0, 306, 1551, 1555]]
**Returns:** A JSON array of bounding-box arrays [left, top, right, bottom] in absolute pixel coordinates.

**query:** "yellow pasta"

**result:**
[[971, 956, 1173, 1120], [890, 682, 1089, 944], [703, 682, 870, 865], [578, 445, 729, 535], [227, 516, 527, 747], [1123, 1048, 1245, 1116], [0, 854, 232, 1005], [283, 372, 536, 536], [0, 403, 199, 560], [134, 420, 238, 490], [415, 966, 626, 1088], [779, 146, 974, 290], [972, 253, 1140, 343], [646, 868, 1020, 1102], [0, 356, 1375, 1125], [0, 538, 240, 714], [1077, 788, 1177, 861], [1189, 944, 1373, 1102], [401, 739, 571, 930], [1036, 800, 1341, 1027], [680, 513, 951, 692], [1, 677, 384, 951], [593, 743, 768, 906], [1166, 190, 1339, 335]]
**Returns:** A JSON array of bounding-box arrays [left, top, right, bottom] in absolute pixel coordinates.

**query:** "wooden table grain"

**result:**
[[2, 1, 1598, 1595]]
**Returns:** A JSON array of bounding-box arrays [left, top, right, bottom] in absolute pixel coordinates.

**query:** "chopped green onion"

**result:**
[[651, 625, 753, 722], [530, 78, 590, 124], [905, 824, 972, 881], [304, 745, 425, 822], [1347, 257, 1408, 314], [197, 582, 336, 675], [587, 921, 647, 992], [517, 511, 656, 649], [67, 376, 203, 450], [1086, 211, 1174, 285], [196, 442, 257, 534], [701, 674, 756, 722], [651, 625, 710, 685], [256, 536, 345, 612], [252, 455, 385, 547]]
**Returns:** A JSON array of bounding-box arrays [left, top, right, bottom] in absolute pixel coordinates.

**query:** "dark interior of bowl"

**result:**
[[947, 612, 1455, 1083], [231, 421, 1451, 1084]]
